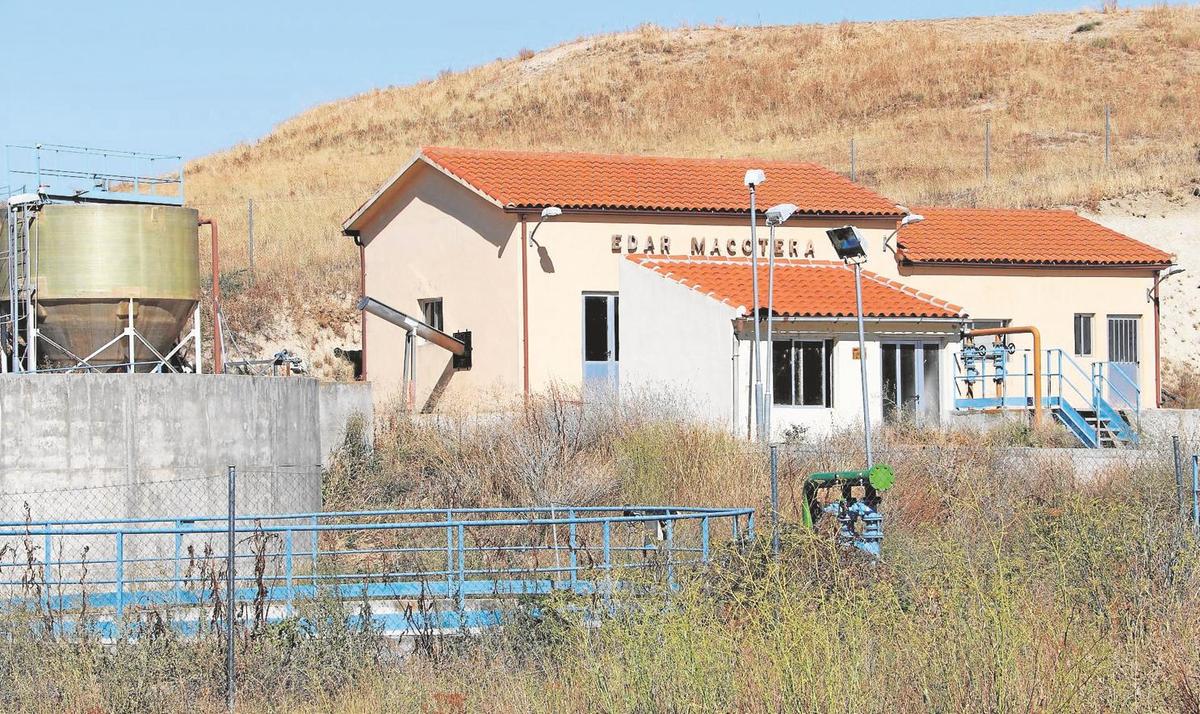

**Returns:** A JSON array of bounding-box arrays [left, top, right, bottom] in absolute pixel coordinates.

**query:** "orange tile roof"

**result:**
[[897, 207, 1173, 267], [421, 146, 902, 217], [628, 256, 964, 319]]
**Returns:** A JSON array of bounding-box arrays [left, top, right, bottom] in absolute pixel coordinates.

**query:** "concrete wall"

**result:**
[[0, 374, 372, 522]]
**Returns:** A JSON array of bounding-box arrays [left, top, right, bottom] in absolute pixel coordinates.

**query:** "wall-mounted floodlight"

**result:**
[[744, 169, 766, 187], [827, 225, 868, 262], [529, 205, 562, 247]]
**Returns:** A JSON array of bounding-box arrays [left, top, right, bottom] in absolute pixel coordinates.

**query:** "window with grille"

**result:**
[[771, 339, 834, 407], [1107, 315, 1138, 363], [419, 298, 443, 331], [1073, 314, 1092, 356]]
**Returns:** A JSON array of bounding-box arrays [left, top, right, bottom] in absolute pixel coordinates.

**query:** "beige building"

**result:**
[[342, 147, 1174, 444]]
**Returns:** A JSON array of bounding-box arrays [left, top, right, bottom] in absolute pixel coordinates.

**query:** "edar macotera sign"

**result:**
[[611, 234, 814, 258]]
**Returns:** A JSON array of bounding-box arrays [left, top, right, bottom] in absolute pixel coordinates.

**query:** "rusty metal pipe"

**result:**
[[520, 215, 530, 405], [967, 325, 1042, 427], [198, 218, 223, 374]]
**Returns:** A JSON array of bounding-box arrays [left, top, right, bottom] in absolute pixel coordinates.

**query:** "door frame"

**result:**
[[879, 340, 943, 423], [581, 291, 619, 395]]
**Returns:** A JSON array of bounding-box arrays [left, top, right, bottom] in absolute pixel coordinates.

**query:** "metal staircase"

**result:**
[[953, 346, 1139, 449]]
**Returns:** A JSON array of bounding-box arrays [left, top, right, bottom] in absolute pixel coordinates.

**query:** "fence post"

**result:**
[[1173, 436, 1184, 518], [310, 514, 318, 589], [602, 519, 612, 610], [444, 510, 454, 600], [42, 531, 52, 613], [1104, 106, 1111, 167], [285, 529, 294, 616], [1192, 455, 1198, 529], [115, 531, 125, 635], [567, 508, 578, 592], [247, 197, 255, 287], [701, 516, 710, 564], [456, 523, 466, 611], [984, 119, 991, 183], [770, 444, 780, 557], [226, 465, 236, 713]]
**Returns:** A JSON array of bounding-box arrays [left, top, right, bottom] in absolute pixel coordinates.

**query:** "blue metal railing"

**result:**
[[0, 505, 754, 636], [953, 347, 1139, 447]]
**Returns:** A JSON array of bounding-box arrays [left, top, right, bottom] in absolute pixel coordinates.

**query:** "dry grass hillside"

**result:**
[[184, 5, 1200, 377]]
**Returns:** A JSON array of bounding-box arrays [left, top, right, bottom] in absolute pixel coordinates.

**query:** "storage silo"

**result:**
[[1, 202, 201, 372]]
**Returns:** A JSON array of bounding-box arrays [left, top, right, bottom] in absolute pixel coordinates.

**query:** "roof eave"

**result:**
[[899, 257, 1175, 270], [501, 205, 904, 220]]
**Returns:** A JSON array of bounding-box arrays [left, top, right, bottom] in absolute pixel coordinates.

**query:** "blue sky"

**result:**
[[2, 1, 1148, 160]]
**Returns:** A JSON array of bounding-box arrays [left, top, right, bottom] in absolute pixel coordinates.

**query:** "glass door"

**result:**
[[880, 342, 941, 424], [582, 293, 619, 400]]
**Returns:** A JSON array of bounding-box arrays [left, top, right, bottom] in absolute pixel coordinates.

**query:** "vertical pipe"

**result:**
[[749, 186, 762, 440], [520, 215, 530, 405], [602, 520, 612, 609], [701, 517, 710, 564], [854, 263, 873, 467], [770, 444, 780, 556], [357, 238, 367, 382], [665, 519, 675, 589], [226, 465, 236, 713]]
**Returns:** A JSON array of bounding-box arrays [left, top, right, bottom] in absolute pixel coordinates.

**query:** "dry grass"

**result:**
[[4, 393, 1198, 712], [182, 7, 1200, 367]]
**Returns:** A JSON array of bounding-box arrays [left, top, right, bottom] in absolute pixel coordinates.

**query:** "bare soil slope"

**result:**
[[183, 6, 1200, 377]]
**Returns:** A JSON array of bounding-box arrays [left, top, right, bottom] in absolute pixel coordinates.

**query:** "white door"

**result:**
[[1106, 315, 1139, 409], [582, 293, 619, 400]]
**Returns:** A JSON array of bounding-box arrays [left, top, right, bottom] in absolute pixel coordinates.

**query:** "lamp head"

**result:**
[[900, 213, 924, 226], [540, 206, 562, 219], [765, 203, 798, 226], [826, 225, 868, 262], [744, 169, 766, 187]]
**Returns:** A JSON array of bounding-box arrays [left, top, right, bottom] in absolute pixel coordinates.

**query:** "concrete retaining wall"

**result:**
[[0, 374, 372, 522]]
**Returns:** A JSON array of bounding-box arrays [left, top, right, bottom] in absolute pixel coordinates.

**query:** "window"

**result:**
[[772, 339, 833, 407], [419, 298, 443, 331], [1107, 315, 1138, 363], [1073, 313, 1092, 356]]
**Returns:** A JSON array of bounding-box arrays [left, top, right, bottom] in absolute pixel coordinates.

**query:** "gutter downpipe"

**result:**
[[520, 215, 530, 406], [359, 240, 367, 382], [966, 325, 1042, 427], [1152, 269, 1162, 408], [198, 218, 223, 374]]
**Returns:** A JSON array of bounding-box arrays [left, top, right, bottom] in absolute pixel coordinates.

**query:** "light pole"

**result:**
[[826, 225, 874, 467], [744, 169, 766, 440], [763, 203, 797, 438]]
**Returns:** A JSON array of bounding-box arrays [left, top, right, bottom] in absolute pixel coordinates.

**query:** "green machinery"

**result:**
[[801, 464, 895, 557]]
